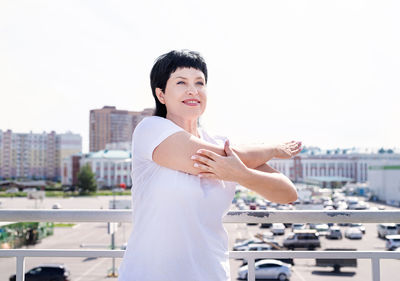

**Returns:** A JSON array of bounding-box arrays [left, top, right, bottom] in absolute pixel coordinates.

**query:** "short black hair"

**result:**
[[150, 50, 208, 117]]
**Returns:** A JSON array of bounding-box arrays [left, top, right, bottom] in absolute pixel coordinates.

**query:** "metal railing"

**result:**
[[1, 209, 400, 281]]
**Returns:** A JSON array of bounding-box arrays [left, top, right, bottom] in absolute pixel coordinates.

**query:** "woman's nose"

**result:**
[[186, 84, 198, 95]]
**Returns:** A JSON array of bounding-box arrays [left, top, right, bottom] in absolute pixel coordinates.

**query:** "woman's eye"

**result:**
[[197, 82, 204, 85], [177, 81, 184, 84]]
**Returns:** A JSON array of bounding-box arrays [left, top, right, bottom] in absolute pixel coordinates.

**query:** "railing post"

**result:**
[[371, 257, 380, 281], [16, 256, 25, 281], [247, 258, 255, 281]]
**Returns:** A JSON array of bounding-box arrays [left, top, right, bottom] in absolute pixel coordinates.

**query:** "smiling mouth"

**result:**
[[182, 99, 200, 105]]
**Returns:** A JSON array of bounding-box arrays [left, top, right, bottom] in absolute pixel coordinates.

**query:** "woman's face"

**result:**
[[157, 67, 207, 121]]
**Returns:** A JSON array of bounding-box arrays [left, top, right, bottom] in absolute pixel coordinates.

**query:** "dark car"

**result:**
[[10, 264, 70, 281]]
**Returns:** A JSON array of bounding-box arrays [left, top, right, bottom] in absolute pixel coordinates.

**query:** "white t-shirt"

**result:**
[[118, 116, 236, 281]]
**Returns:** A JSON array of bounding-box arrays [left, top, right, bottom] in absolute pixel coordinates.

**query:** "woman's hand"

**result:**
[[191, 140, 249, 182], [273, 141, 302, 159]]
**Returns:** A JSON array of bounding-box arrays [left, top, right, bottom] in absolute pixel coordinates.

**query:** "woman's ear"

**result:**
[[155, 88, 165, 104]]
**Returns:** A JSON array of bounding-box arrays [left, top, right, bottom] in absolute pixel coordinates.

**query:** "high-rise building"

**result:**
[[0, 130, 82, 181], [89, 106, 153, 152]]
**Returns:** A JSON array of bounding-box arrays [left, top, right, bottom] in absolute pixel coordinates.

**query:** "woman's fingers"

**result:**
[[191, 154, 214, 166], [196, 149, 220, 161], [194, 162, 213, 172], [198, 172, 218, 179]]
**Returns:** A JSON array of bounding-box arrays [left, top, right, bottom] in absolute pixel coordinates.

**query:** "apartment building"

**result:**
[[89, 106, 153, 152], [0, 130, 82, 181]]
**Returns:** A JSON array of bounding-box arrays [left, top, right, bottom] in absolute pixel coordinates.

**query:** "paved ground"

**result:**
[[0, 196, 399, 280]]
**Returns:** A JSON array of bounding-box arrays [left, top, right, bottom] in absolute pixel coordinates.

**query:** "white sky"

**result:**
[[1, 0, 399, 153]]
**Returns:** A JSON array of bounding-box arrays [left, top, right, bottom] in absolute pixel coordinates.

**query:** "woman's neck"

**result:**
[[166, 113, 199, 137]]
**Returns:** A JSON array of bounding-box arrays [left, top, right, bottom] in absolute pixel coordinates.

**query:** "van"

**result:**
[[377, 223, 398, 238], [283, 230, 321, 250]]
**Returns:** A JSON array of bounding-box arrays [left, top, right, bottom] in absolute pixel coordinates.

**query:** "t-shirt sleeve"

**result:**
[[132, 116, 184, 162]]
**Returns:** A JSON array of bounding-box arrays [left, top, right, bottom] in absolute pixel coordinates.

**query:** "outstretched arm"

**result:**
[[192, 140, 298, 204], [153, 130, 302, 175], [232, 141, 302, 168]]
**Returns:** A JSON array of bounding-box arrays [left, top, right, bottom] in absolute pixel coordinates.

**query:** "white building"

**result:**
[[368, 163, 400, 206], [62, 149, 131, 188], [268, 147, 400, 186]]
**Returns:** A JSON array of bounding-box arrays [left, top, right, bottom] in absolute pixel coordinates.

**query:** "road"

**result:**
[[0, 196, 399, 280]]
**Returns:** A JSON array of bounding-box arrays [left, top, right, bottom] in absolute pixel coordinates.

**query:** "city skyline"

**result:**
[[2, 1, 399, 153]]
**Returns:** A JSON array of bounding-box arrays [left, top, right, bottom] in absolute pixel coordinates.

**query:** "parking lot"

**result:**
[[1, 195, 400, 280]]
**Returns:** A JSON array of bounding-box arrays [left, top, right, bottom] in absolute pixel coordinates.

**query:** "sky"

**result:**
[[1, 0, 399, 153]]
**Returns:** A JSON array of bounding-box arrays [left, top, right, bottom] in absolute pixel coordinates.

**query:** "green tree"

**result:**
[[77, 164, 97, 194]]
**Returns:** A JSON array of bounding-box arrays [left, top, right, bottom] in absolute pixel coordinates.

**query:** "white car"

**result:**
[[386, 235, 400, 250], [291, 223, 306, 231], [377, 223, 398, 238], [262, 231, 274, 240], [247, 243, 273, 251], [348, 201, 369, 210], [314, 224, 330, 236], [238, 259, 292, 280], [345, 227, 363, 239], [271, 223, 286, 235], [233, 238, 263, 251], [349, 223, 366, 234], [335, 201, 348, 210], [5, 187, 19, 193]]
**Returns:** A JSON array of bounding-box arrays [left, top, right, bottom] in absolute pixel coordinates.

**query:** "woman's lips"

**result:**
[[182, 99, 200, 106]]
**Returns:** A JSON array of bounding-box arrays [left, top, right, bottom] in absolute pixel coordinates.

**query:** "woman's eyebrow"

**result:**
[[174, 76, 204, 80]]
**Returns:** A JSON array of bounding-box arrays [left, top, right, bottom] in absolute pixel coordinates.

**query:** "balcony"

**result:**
[[1, 209, 400, 281]]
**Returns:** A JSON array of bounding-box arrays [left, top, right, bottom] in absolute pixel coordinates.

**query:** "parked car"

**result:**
[[283, 230, 321, 250], [261, 231, 274, 241], [335, 201, 348, 210], [238, 259, 292, 280], [349, 223, 366, 234], [271, 223, 285, 235], [52, 202, 62, 209], [314, 223, 330, 236], [233, 238, 264, 251], [291, 223, 306, 231], [316, 248, 357, 272], [377, 223, 398, 239], [260, 223, 272, 228], [386, 235, 400, 250], [5, 187, 19, 193], [247, 243, 273, 251], [9, 264, 70, 281], [326, 226, 343, 239], [345, 227, 363, 239], [238, 203, 247, 210], [348, 201, 369, 210], [259, 203, 267, 210]]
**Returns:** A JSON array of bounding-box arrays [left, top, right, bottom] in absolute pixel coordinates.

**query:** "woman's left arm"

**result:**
[[192, 140, 298, 204], [232, 141, 302, 169]]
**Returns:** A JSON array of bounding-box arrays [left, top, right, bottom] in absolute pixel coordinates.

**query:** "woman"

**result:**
[[118, 50, 300, 281]]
